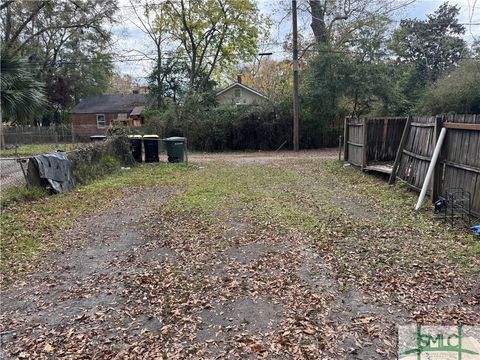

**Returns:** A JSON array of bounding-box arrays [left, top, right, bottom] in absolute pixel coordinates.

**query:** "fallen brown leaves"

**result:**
[[1, 159, 478, 359]]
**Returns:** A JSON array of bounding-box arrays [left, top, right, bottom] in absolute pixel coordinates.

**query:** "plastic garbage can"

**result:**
[[128, 135, 143, 162], [163, 137, 186, 163], [143, 135, 160, 163]]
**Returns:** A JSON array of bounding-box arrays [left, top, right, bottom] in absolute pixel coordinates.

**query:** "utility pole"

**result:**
[[292, 0, 300, 151]]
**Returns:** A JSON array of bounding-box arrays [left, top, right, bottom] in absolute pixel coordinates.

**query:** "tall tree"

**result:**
[[1, 0, 117, 116], [305, 0, 414, 46], [162, 0, 269, 92], [148, 57, 189, 103], [127, 0, 178, 107], [416, 59, 480, 114], [235, 59, 292, 104], [391, 2, 467, 85], [1, 0, 117, 54], [108, 72, 136, 94]]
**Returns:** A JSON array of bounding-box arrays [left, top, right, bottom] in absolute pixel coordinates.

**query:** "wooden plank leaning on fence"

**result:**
[[388, 116, 412, 185]]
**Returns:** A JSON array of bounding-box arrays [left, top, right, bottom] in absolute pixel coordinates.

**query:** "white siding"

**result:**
[[216, 85, 265, 106]]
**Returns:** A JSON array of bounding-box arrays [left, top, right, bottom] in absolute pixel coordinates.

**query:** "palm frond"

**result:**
[[1, 49, 46, 122]]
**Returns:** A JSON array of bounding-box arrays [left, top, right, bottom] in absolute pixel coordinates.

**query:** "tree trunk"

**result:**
[[156, 41, 164, 108], [309, 0, 328, 44]]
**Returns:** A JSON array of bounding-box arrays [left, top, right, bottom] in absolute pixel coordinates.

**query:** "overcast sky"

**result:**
[[111, 0, 480, 82]]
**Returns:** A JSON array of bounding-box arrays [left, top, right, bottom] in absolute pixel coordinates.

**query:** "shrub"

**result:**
[[70, 136, 132, 185], [416, 60, 480, 114]]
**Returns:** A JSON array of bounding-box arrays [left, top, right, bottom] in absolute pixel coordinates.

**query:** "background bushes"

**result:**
[[144, 101, 341, 152], [70, 136, 133, 185]]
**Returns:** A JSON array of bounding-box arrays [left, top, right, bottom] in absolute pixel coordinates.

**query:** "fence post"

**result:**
[[15, 126, 19, 155], [382, 118, 388, 155], [361, 118, 368, 171], [431, 115, 445, 203], [338, 135, 342, 161], [71, 122, 75, 149], [388, 115, 411, 185], [55, 125, 59, 147], [343, 117, 349, 161]]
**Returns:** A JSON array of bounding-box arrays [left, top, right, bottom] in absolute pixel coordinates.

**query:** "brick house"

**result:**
[[70, 94, 147, 140]]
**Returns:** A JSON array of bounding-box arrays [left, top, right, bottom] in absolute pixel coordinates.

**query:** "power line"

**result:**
[[23, 50, 479, 68]]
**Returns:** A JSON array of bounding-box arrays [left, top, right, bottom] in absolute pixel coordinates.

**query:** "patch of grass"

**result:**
[[450, 240, 480, 273], [0, 143, 75, 157], [0, 163, 197, 279], [2, 156, 478, 288], [0, 186, 48, 208]]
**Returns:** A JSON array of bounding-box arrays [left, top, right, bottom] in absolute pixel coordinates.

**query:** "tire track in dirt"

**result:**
[[1, 187, 178, 358]]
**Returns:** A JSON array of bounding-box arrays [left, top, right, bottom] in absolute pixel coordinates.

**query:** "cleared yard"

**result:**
[[1, 150, 478, 359]]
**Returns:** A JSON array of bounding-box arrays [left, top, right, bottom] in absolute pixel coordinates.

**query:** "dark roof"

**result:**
[[70, 94, 148, 114]]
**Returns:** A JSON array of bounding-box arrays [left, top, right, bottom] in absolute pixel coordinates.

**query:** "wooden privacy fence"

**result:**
[[345, 114, 480, 216], [343, 117, 407, 171], [389, 114, 480, 216]]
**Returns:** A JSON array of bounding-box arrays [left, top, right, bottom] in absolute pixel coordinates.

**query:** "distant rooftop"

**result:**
[[70, 94, 148, 114]]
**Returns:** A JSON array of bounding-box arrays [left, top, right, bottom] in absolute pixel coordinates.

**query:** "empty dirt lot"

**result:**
[[1, 150, 478, 359]]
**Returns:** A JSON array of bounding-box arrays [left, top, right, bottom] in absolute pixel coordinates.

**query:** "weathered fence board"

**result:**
[[345, 118, 365, 167], [440, 114, 480, 216], [346, 114, 480, 215], [387, 114, 480, 216], [344, 116, 407, 170], [396, 116, 437, 194]]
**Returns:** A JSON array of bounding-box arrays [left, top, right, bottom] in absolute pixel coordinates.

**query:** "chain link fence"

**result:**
[[1, 134, 133, 192], [2, 124, 74, 147], [0, 157, 29, 190], [1, 125, 79, 191]]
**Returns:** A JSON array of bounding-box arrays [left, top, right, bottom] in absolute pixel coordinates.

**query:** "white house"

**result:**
[[216, 76, 267, 107]]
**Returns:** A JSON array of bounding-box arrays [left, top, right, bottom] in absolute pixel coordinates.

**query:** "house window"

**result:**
[[117, 113, 127, 120], [235, 88, 241, 97], [97, 114, 106, 128]]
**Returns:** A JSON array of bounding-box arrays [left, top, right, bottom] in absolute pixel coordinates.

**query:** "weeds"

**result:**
[[0, 143, 75, 157], [0, 185, 48, 208]]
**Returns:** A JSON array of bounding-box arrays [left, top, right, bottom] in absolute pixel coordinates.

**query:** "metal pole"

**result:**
[[292, 0, 300, 152]]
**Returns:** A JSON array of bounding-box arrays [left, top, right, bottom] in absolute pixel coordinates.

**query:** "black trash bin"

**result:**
[[143, 135, 159, 163], [128, 135, 143, 162], [163, 137, 186, 163]]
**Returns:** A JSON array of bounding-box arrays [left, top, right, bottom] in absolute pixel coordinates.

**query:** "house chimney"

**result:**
[[237, 74, 242, 84]]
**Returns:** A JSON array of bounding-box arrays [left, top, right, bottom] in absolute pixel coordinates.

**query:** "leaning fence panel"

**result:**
[[345, 114, 480, 217]]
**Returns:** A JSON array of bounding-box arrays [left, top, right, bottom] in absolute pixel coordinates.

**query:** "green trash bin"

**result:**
[[163, 137, 186, 163], [128, 135, 143, 162], [143, 135, 160, 163]]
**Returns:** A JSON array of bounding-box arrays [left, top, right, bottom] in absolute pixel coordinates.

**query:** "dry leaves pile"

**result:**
[[1, 156, 478, 359]]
